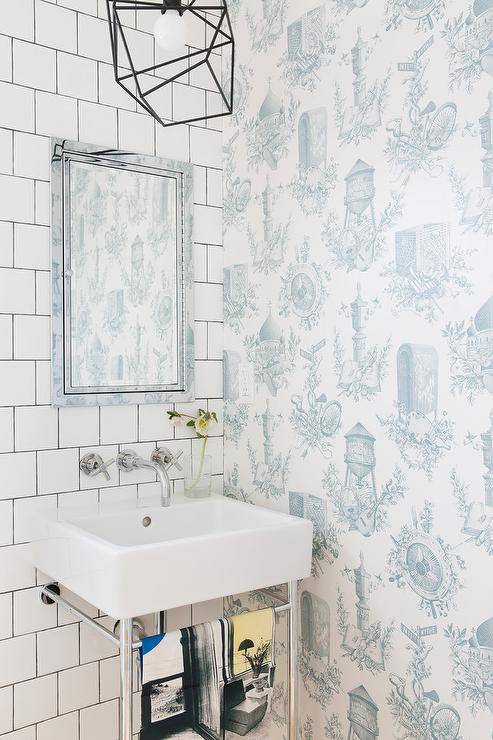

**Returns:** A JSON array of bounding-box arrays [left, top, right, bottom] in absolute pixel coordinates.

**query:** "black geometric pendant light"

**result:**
[[106, 0, 234, 127]]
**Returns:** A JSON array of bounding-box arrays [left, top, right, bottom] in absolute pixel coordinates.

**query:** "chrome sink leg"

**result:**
[[288, 580, 299, 740], [120, 618, 133, 740]]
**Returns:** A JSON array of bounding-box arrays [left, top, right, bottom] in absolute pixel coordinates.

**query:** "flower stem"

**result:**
[[187, 436, 208, 491]]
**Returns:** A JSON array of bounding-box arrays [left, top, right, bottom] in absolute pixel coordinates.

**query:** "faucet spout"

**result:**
[[116, 450, 172, 507], [138, 459, 172, 507]]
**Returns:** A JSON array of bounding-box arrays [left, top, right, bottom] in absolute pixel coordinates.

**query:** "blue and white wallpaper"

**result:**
[[223, 1, 493, 738]]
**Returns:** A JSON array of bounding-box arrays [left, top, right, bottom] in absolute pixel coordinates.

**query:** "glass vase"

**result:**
[[184, 451, 212, 498]]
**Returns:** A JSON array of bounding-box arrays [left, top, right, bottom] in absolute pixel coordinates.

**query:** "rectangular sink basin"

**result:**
[[29, 496, 313, 618]]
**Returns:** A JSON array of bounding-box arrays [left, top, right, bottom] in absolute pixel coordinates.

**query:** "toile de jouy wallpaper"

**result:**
[[223, 1, 493, 738]]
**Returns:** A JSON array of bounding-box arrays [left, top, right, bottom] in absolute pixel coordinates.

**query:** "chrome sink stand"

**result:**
[[41, 580, 300, 740]]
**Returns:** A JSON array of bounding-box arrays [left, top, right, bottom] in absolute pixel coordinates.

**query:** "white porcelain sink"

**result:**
[[29, 495, 313, 618]]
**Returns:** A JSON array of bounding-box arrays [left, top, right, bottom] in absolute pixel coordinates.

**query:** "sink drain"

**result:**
[[142, 516, 152, 528]]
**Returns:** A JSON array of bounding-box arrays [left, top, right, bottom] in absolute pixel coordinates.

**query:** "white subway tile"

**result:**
[[189, 58, 220, 93], [14, 315, 50, 360], [13, 133, 50, 181], [107, 5, 136, 27], [36, 91, 78, 140], [0, 407, 14, 452], [57, 585, 98, 626], [0, 35, 12, 82], [13, 587, 57, 636], [138, 403, 173, 442], [190, 127, 222, 168], [100, 405, 137, 445], [59, 406, 100, 448], [98, 62, 136, 111], [125, 26, 154, 68], [0, 267, 35, 313], [15, 406, 58, 452], [194, 283, 223, 321], [207, 322, 223, 360], [35, 1, 77, 53], [99, 655, 119, 701], [12, 315, 49, 364], [35, 360, 51, 404], [78, 14, 113, 64], [60, 0, 98, 12], [37, 623, 80, 675], [0, 128, 13, 174], [58, 489, 97, 511], [0, 633, 36, 687], [0, 315, 13, 360], [37, 447, 79, 495], [0, 362, 35, 406], [173, 83, 205, 124], [186, 10, 207, 49], [136, 9, 156, 33], [194, 321, 207, 360], [0, 361, 35, 406], [194, 204, 222, 245], [0, 221, 14, 267], [195, 360, 222, 398], [1, 727, 35, 740], [37, 711, 79, 740], [0, 175, 34, 223], [0, 685, 13, 734], [13, 40, 56, 92], [14, 223, 49, 270], [13, 673, 57, 729], [0, 544, 35, 592], [35, 271, 50, 315], [100, 483, 137, 505], [79, 100, 118, 148], [194, 243, 207, 281], [118, 109, 155, 155], [80, 699, 119, 740], [58, 51, 98, 101], [206, 167, 222, 207], [14, 495, 57, 543], [0, 451, 36, 499], [206, 90, 224, 129], [156, 123, 189, 161], [0, 592, 12, 639], [59, 662, 99, 713], [80, 617, 118, 663], [0, 0, 34, 42], [35, 180, 50, 225], [194, 165, 207, 204], [0, 499, 13, 546], [0, 82, 35, 132], [208, 244, 223, 283]]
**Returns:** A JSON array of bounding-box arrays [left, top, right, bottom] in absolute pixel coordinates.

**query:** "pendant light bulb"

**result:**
[[154, 8, 187, 53]]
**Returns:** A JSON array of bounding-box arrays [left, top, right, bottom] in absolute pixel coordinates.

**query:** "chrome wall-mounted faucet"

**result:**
[[80, 453, 115, 481], [116, 447, 183, 507]]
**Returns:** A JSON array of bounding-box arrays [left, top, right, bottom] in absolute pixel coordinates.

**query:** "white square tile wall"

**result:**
[[0, 2, 224, 737]]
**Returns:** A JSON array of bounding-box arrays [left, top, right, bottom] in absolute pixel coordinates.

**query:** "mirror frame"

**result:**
[[51, 138, 195, 407]]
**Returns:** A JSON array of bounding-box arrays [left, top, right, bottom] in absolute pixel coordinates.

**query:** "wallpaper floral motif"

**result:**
[[223, 1, 493, 738]]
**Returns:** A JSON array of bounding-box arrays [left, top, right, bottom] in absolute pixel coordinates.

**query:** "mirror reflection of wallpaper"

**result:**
[[69, 160, 178, 389]]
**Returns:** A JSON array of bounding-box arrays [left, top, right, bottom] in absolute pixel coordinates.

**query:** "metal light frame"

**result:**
[[106, 0, 235, 128]]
